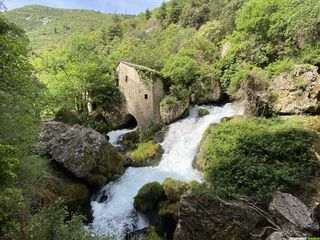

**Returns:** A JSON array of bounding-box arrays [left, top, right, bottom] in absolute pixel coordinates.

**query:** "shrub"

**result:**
[[26, 201, 106, 240], [0, 188, 29, 239], [0, 144, 19, 184], [200, 118, 318, 202], [162, 53, 201, 87], [229, 65, 269, 96]]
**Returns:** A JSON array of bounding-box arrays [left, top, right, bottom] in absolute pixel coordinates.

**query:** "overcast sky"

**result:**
[[4, 0, 164, 14]]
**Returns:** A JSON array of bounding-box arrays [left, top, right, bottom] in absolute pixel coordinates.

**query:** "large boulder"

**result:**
[[191, 79, 222, 104], [134, 182, 165, 215], [45, 168, 91, 216], [269, 64, 320, 114], [160, 100, 189, 124], [40, 121, 125, 189], [269, 192, 319, 236], [174, 190, 265, 240]]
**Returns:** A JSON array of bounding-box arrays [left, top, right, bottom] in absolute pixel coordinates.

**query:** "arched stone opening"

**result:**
[[123, 114, 138, 129]]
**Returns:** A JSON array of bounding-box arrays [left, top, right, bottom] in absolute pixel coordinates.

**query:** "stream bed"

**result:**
[[91, 103, 244, 238]]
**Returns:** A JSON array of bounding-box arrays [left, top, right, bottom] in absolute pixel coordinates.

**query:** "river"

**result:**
[[91, 102, 244, 238]]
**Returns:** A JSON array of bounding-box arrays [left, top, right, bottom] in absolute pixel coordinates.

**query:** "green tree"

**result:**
[[145, 8, 151, 20], [33, 31, 119, 116], [167, 0, 183, 24], [179, 0, 212, 29], [162, 53, 201, 87], [196, 20, 222, 43], [0, 17, 44, 148], [157, 1, 167, 26], [0, 16, 44, 188], [108, 15, 123, 41]]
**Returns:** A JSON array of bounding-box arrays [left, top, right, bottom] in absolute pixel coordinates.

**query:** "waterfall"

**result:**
[[91, 102, 244, 238]]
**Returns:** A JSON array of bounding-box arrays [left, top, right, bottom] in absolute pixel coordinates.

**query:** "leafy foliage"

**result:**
[[199, 118, 319, 202], [33, 31, 120, 116]]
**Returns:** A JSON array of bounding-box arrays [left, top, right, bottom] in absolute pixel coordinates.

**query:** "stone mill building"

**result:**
[[116, 61, 165, 127]]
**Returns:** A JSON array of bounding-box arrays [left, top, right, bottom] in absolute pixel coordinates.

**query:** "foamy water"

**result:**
[[91, 103, 244, 238]]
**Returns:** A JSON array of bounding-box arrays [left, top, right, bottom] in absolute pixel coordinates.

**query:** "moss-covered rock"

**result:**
[[134, 182, 165, 214], [162, 178, 189, 203], [84, 174, 108, 189], [44, 168, 91, 216], [122, 130, 140, 150], [128, 141, 163, 167], [143, 226, 163, 240], [190, 78, 222, 104], [174, 190, 265, 240], [198, 107, 209, 117], [159, 200, 180, 220]]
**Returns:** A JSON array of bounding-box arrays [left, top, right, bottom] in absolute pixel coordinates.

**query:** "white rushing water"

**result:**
[[107, 128, 136, 147], [91, 102, 244, 238]]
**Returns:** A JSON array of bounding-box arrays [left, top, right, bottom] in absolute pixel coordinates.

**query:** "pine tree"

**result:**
[[168, 0, 182, 24], [145, 8, 151, 20], [108, 15, 122, 41], [157, 1, 167, 26]]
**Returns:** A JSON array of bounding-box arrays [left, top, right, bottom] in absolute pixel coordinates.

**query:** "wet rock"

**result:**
[[198, 107, 209, 117], [43, 167, 91, 217], [174, 190, 265, 240], [269, 192, 319, 236], [97, 190, 109, 203], [266, 231, 286, 240], [124, 156, 134, 168], [40, 121, 125, 189]]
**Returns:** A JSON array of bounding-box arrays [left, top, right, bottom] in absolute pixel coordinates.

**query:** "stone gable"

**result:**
[[116, 61, 164, 127]]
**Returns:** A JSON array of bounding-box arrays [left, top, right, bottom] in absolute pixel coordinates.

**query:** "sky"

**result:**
[[4, 0, 164, 14]]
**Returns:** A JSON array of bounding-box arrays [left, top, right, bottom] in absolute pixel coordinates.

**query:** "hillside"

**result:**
[[2, 0, 320, 239], [4, 5, 132, 50]]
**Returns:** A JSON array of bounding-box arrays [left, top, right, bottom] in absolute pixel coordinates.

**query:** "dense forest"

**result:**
[[1, 0, 320, 239]]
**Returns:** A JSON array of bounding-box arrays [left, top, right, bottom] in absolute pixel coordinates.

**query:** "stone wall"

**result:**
[[117, 61, 164, 127]]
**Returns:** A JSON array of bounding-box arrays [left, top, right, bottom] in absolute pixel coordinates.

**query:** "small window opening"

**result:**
[[144, 94, 148, 99], [125, 76, 128, 82]]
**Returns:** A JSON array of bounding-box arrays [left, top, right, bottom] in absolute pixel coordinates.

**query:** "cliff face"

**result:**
[[269, 65, 320, 115], [244, 64, 320, 116]]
